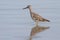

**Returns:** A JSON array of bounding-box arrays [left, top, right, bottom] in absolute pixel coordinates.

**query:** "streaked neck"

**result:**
[[28, 6, 33, 18], [29, 6, 33, 12]]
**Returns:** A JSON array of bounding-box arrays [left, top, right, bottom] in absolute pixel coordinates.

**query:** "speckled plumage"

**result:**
[[23, 5, 50, 25]]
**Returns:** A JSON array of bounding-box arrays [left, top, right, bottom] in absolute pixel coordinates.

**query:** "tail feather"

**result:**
[[46, 19, 50, 22], [43, 19, 50, 22]]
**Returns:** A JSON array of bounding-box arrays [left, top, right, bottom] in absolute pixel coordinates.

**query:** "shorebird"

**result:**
[[23, 5, 50, 26]]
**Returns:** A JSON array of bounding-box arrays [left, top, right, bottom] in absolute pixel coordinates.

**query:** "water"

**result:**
[[0, 0, 60, 40]]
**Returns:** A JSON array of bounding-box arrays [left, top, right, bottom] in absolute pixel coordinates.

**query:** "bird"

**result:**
[[23, 5, 50, 26]]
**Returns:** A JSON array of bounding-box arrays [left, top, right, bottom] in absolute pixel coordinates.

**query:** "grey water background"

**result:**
[[0, 0, 60, 40]]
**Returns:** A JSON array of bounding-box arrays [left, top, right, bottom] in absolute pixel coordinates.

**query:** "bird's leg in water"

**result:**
[[35, 21, 38, 26], [29, 36, 32, 40]]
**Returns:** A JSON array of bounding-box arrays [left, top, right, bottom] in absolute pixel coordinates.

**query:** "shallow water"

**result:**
[[0, 0, 60, 40]]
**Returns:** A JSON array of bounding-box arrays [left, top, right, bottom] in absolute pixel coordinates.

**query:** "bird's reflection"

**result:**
[[29, 25, 50, 40]]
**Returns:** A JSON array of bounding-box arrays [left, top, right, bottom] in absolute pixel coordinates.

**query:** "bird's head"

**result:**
[[23, 5, 31, 9]]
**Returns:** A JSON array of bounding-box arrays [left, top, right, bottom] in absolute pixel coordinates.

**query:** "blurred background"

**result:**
[[0, 0, 60, 40]]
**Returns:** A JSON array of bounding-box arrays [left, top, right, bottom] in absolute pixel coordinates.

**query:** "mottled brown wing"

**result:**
[[31, 12, 44, 21], [31, 12, 50, 22]]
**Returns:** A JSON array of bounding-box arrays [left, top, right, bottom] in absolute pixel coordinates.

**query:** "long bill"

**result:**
[[23, 6, 28, 9]]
